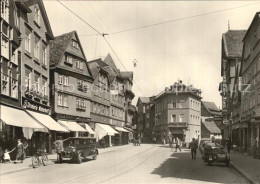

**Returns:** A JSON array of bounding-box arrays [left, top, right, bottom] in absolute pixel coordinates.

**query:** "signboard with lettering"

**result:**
[[22, 98, 50, 114]]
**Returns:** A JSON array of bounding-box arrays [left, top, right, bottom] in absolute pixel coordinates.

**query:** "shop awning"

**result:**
[[26, 110, 69, 132], [0, 105, 46, 130], [84, 124, 95, 134], [58, 120, 88, 132], [115, 127, 130, 132], [95, 123, 119, 140]]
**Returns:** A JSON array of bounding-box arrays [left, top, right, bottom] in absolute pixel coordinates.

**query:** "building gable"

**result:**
[[50, 31, 92, 78], [25, 0, 54, 39]]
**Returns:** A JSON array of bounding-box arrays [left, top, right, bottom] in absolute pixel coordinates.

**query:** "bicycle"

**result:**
[[31, 149, 48, 168]]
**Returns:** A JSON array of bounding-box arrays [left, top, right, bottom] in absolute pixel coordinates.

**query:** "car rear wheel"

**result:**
[[77, 153, 82, 164], [92, 151, 97, 160]]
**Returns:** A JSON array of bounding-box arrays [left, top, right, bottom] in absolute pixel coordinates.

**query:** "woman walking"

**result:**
[[15, 139, 24, 163]]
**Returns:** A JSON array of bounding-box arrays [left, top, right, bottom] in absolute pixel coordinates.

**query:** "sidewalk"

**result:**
[[0, 144, 132, 176], [230, 151, 260, 184]]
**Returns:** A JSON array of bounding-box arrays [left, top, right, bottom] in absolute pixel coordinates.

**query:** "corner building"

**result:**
[[154, 81, 202, 145]]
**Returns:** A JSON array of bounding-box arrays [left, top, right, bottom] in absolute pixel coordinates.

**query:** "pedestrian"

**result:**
[[175, 137, 182, 152], [3, 148, 15, 163], [226, 138, 231, 154], [15, 139, 24, 163], [189, 138, 198, 159], [54, 136, 63, 162]]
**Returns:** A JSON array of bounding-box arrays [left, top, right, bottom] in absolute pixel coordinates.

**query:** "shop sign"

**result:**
[[22, 98, 50, 114], [168, 122, 187, 128]]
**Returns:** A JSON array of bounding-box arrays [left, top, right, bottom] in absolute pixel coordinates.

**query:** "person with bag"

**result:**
[[189, 138, 198, 159]]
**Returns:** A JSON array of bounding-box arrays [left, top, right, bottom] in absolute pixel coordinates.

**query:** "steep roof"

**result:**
[[139, 97, 150, 104], [243, 12, 260, 41], [202, 101, 219, 112], [88, 58, 108, 68], [49, 31, 74, 66], [120, 71, 133, 80], [222, 30, 247, 58], [88, 58, 110, 80], [202, 121, 221, 134], [49, 30, 92, 78], [104, 54, 119, 73]]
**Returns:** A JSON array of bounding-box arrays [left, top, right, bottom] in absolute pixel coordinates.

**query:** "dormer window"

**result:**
[[34, 6, 40, 25], [72, 40, 79, 49], [65, 55, 73, 65]]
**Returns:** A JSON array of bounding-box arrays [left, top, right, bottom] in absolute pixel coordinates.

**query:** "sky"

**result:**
[[43, 0, 260, 108]]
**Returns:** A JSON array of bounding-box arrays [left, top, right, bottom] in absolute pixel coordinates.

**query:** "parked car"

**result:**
[[203, 143, 230, 166], [57, 137, 99, 164], [199, 138, 212, 154], [201, 142, 218, 159]]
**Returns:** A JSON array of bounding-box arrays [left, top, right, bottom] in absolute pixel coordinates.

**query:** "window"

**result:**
[[25, 67, 32, 90], [65, 55, 72, 64], [42, 43, 47, 66], [179, 114, 184, 122], [58, 94, 63, 106], [1, 36, 9, 58], [11, 50, 18, 65], [72, 40, 79, 49], [81, 99, 86, 108], [76, 98, 86, 109], [1, 0, 9, 21], [1, 71, 9, 96], [25, 29, 31, 53], [42, 77, 47, 96], [76, 60, 80, 69], [34, 36, 40, 60], [58, 75, 63, 85], [80, 61, 83, 70], [11, 73, 18, 99], [171, 115, 176, 122], [63, 95, 68, 107], [64, 76, 69, 86], [34, 72, 40, 92], [14, 8, 19, 29], [34, 6, 40, 25]]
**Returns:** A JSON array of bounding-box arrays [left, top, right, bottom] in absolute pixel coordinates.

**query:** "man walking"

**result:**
[[175, 137, 182, 152], [189, 138, 198, 159]]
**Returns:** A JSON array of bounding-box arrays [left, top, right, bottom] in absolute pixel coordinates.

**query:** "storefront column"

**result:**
[[108, 135, 112, 147]]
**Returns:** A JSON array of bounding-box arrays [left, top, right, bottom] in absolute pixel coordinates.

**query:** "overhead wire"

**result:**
[[55, 0, 145, 95], [108, 1, 260, 35], [77, 1, 260, 37]]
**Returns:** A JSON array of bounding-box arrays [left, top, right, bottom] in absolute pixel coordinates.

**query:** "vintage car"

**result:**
[[199, 138, 212, 154], [203, 142, 230, 166], [57, 137, 99, 164]]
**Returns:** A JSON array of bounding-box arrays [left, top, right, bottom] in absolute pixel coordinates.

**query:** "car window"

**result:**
[[206, 142, 216, 147]]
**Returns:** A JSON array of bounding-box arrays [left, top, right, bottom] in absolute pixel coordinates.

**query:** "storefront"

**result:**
[[95, 123, 119, 147], [0, 104, 47, 157], [26, 110, 69, 153], [114, 126, 130, 145]]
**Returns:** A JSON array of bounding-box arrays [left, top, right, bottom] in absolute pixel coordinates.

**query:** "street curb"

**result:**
[[0, 161, 56, 176], [0, 145, 133, 176], [230, 163, 256, 184]]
